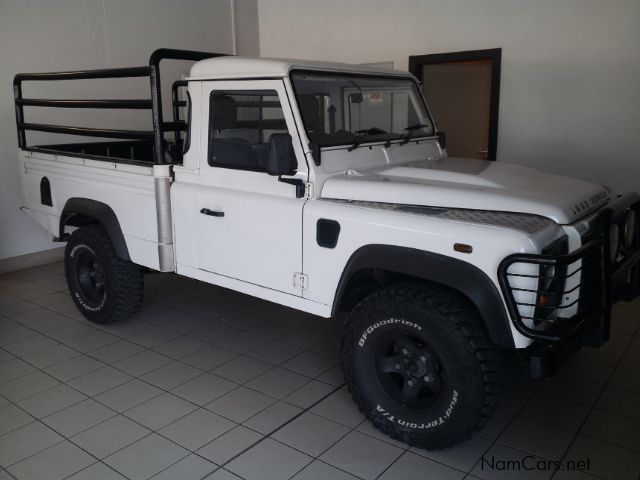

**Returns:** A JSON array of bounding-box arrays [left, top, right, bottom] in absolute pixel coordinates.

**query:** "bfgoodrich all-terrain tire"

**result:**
[[341, 282, 503, 450], [65, 225, 143, 324]]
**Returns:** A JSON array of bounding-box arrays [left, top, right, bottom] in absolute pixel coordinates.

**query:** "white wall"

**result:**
[[257, 0, 640, 193], [0, 0, 259, 260]]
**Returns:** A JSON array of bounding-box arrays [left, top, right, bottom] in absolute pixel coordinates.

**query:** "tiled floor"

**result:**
[[0, 261, 639, 480]]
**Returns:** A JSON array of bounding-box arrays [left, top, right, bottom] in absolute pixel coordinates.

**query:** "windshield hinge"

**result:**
[[293, 272, 309, 290]]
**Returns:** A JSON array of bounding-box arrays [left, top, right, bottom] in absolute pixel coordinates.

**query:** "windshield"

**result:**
[[291, 71, 434, 148]]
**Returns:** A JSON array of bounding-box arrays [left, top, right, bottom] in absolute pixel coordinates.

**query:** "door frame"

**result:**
[[409, 48, 501, 160], [195, 78, 308, 296]]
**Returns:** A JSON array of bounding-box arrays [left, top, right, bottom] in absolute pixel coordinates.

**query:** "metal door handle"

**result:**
[[200, 208, 224, 217]]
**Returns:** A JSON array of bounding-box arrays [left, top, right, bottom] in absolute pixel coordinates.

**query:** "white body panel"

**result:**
[[302, 199, 565, 348], [320, 156, 610, 224], [18, 150, 161, 270], [188, 79, 307, 295]]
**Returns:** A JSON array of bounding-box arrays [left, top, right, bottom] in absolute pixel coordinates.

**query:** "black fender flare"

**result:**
[[332, 244, 515, 348], [59, 198, 130, 261]]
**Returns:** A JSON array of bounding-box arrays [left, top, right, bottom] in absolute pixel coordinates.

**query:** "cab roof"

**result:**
[[188, 56, 413, 80]]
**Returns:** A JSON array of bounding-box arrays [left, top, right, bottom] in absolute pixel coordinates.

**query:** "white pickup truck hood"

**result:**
[[320, 157, 610, 224]]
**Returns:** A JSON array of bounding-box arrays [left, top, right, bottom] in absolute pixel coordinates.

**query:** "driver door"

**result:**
[[196, 80, 308, 296]]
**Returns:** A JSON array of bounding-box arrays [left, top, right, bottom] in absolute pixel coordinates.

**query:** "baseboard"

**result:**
[[0, 247, 65, 274]]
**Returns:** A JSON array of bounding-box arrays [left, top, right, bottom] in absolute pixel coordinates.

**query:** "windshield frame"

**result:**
[[289, 69, 437, 149]]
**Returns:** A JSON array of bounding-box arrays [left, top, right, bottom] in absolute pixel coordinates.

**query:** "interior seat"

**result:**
[[299, 95, 333, 144], [210, 94, 258, 169]]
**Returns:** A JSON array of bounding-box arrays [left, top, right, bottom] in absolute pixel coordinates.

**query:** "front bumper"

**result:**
[[498, 193, 640, 377]]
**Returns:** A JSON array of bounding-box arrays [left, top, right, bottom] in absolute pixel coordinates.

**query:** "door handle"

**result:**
[[200, 208, 224, 217]]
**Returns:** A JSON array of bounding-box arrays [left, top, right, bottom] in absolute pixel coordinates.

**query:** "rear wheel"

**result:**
[[341, 282, 503, 449], [65, 225, 143, 324]]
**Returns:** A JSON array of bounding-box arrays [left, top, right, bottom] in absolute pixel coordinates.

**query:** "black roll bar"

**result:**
[[171, 80, 188, 146], [13, 48, 227, 164]]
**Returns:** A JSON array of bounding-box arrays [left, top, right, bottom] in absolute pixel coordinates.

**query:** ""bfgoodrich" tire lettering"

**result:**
[[375, 389, 459, 430], [358, 318, 422, 347]]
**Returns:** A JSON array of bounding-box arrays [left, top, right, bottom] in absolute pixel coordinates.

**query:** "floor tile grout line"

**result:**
[[0, 330, 339, 403], [584, 404, 640, 423], [60, 459, 128, 480], [102, 382, 352, 479], [1, 290, 342, 394], [0, 356, 635, 475], [0, 334, 345, 479], [4, 375, 480, 480], [2, 326, 636, 458], [214, 382, 348, 476], [466, 329, 640, 477], [1, 433, 70, 471], [2, 331, 316, 445], [2, 270, 639, 478], [466, 377, 544, 476], [0, 332, 306, 477], [514, 398, 606, 433], [0, 387, 173, 480], [1, 293, 328, 396], [0, 281, 338, 344], [0, 465, 19, 480], [0, 311, 343, 424], [548, 326, 640, 480], [268, 418, 363, 477]]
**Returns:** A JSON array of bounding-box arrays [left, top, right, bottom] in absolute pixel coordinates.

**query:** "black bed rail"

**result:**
[[13, 48, 226, 164], [16, 99, 153, 109], [17, 123, 154, 140]]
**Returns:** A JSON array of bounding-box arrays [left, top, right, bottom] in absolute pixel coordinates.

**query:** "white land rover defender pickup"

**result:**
[[14, 49, 640, 449]]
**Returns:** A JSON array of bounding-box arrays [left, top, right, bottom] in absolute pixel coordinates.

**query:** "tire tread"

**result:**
[[64, 225, 143, 324], [341, 282, 504, 449]]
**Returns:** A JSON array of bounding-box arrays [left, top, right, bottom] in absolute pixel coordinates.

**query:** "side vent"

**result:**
[[317, 219, 341, 248], [40, 177, 52, 206]]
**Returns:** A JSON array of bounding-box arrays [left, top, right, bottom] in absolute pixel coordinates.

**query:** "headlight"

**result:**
[[624, 210, 636, 247], [610, 224, 620, 261]]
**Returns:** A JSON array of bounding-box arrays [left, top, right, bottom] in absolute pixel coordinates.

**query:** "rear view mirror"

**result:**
[[437, 131, 446, 149], [267, 133, 297, 176]]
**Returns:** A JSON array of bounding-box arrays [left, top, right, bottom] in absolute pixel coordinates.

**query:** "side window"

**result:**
[[208, 90, 290, 172]]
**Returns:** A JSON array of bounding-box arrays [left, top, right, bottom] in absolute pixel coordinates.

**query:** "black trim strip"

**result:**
[[332, 244, 515, 348]]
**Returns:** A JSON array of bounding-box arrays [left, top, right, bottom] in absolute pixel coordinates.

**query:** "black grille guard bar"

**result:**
[[498, 192, 640, 343]]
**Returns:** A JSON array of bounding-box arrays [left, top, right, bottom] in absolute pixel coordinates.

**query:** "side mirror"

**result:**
[[436, 131, 446, 149], [267, 133, 297, 176]]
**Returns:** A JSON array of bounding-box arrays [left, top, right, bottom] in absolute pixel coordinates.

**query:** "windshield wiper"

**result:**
[[348, 127, 388, 152], [400, 123, 429, 146]]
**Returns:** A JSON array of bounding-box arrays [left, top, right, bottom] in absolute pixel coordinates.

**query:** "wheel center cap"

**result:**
[[405, 356, 428, 377]]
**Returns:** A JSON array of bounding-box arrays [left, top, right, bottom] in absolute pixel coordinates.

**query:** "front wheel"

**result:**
[[65, 225, 143, 324], [341, 283, 503, 450]]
